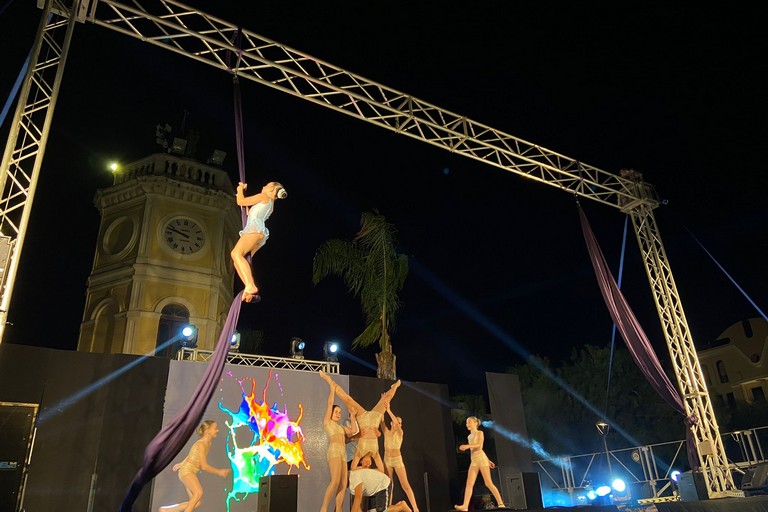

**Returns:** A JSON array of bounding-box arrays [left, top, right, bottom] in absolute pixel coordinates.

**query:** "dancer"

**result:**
[[319, 371, 401, 472], [350, 452, 412, 512], [320, 375, 359, 512], [159, 420, 230, 512], [382, 404, 419, 512], [454, 416, 505, 511], [231, 181, 287, 302]]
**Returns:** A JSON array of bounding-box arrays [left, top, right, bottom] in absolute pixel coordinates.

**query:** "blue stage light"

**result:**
[[290, 337, 305, 359], [670, 470, 682, 482], [612, 478, 626, 493], [180, 325, 198, 347], [595, 485, 611, 497], [324, 341, 339, 362], [586, 490, 597, 500]]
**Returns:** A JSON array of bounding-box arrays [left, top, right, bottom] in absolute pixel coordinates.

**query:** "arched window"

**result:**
[[156, 304, 189, 358], [716, 360, 729, 384]]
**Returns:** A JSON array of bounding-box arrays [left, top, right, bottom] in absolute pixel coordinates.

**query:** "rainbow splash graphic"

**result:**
[[218, 370, 309, 510]]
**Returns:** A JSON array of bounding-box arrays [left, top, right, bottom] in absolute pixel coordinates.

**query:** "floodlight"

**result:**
[[595, 485, 611, 497], [324, 341, 339, 362], [109, 162, 119, 172], [611, 479, 626, 493], [596, 421, 610, 436], [290, 337, 306, 359], [180, 325, 198, 348], [170, 137, 187, 154], [208, 149, 227, 166], [670, 470, 682, 483], [230, 331, 241, 351], [586, 490, 597, 501]]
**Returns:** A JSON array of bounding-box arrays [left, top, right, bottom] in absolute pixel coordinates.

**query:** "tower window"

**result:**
[[156, 304, 190, 358]]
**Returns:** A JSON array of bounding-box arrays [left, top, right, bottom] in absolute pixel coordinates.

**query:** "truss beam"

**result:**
[[0, 0, 81, 340]]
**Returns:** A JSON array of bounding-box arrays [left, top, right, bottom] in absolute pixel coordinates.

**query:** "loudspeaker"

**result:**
[[742, 462, 768, 494], [678, 470, 708, 501], [257, 474, 298, 512], [509, 472, 543, 510]]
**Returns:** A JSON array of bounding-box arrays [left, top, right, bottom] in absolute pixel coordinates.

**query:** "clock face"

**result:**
[[163, 217, 206, 254]]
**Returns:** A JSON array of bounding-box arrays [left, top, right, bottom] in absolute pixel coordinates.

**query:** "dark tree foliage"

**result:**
[[509, 345, 685, 456]]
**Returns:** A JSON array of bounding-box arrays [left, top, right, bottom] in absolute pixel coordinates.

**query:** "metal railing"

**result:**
[[532, 425, 768, 501]]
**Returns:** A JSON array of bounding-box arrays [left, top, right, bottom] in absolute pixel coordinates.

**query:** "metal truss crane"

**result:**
[[0, 0, 742, 498]]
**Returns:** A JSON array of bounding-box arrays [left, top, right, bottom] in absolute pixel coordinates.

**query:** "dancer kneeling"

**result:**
[[454, 416, 504, 511], [159, 420, 230, 512], [350, 452, 411, 512]]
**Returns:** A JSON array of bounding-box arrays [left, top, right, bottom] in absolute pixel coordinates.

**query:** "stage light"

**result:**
[[109, 161, 119, 172], [290, 337, 305, 359], [180, 325, 198, 348], [170, 137, 187, 154], [595, 485, 611, 497], [586, 490, 597, 501], [611, 479, 626, 493], [324, 341, 339, 362], [230, 331, 241, 351], [208, 149, 227, 166], [670, 470, 682, 482]]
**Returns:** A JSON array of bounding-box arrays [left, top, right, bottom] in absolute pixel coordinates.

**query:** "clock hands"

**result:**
[[166, 225, 190, 239]]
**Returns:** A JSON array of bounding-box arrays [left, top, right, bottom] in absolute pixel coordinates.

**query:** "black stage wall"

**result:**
[[0, 345, 456, 511], [486, 371, 533, 504], [0, 344, 167, 511]]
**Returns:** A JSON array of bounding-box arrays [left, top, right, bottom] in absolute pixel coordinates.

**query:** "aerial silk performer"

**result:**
[[118, 68, 279, 510]]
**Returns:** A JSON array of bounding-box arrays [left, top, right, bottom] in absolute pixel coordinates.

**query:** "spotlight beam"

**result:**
[[38, 334, 183, 425], [409, 259, 642, 448]]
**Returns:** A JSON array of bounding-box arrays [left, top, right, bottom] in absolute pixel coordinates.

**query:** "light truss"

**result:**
[[177, 347, 340, 374], [87, 0, 652, 211], [0, 0, 81, 340]]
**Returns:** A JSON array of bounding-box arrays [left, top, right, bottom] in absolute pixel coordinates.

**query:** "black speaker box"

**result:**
[[678, 470, 708, 501], [257, 474, 298, 512], [509, 472, 543, 510], [742, 462, 768, 494]]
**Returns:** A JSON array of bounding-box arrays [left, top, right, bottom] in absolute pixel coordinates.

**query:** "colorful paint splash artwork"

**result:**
[[218, 370, 309, 510]]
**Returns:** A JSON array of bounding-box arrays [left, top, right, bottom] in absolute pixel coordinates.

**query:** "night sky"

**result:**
[[1, 1, 766, 395]]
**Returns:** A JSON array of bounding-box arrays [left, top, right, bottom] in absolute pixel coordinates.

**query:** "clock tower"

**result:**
[[77, 151, 240, 355]]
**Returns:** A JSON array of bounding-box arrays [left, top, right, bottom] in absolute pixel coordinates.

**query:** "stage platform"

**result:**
[[501, 495, 768, 512]]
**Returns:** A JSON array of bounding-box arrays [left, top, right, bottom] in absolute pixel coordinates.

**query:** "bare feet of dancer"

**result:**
[[453, 506, 467, 511]]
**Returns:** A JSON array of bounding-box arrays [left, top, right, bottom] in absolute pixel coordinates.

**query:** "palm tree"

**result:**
[[312, 211, 408, 380]]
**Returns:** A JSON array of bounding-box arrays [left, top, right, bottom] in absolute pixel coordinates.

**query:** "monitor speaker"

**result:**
[[742, 462, 768, 494], [257, 474, 298, 512], [509, 472, 543, 510]]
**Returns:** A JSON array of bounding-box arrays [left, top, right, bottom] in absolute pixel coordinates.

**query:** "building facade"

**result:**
[[698, 318, 768, 407], [77, 152, 240, 355]]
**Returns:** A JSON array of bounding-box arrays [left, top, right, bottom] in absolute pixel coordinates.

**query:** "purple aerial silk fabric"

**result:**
[[119, 76, 252, 511], [578, 204, 698, 469], [118, 292, 243, 511]]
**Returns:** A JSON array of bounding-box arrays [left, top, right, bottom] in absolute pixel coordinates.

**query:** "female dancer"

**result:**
[[321, 375, 359, 512], [454, 416, 505, 511], [319, 371, 400, 472], [231, 181, 287, 302], [382, 404, 419, 512], [159, 420, 230, 512]]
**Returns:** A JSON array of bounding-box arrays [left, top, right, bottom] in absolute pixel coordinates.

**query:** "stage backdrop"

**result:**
[[151, 364, 458, 511]]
